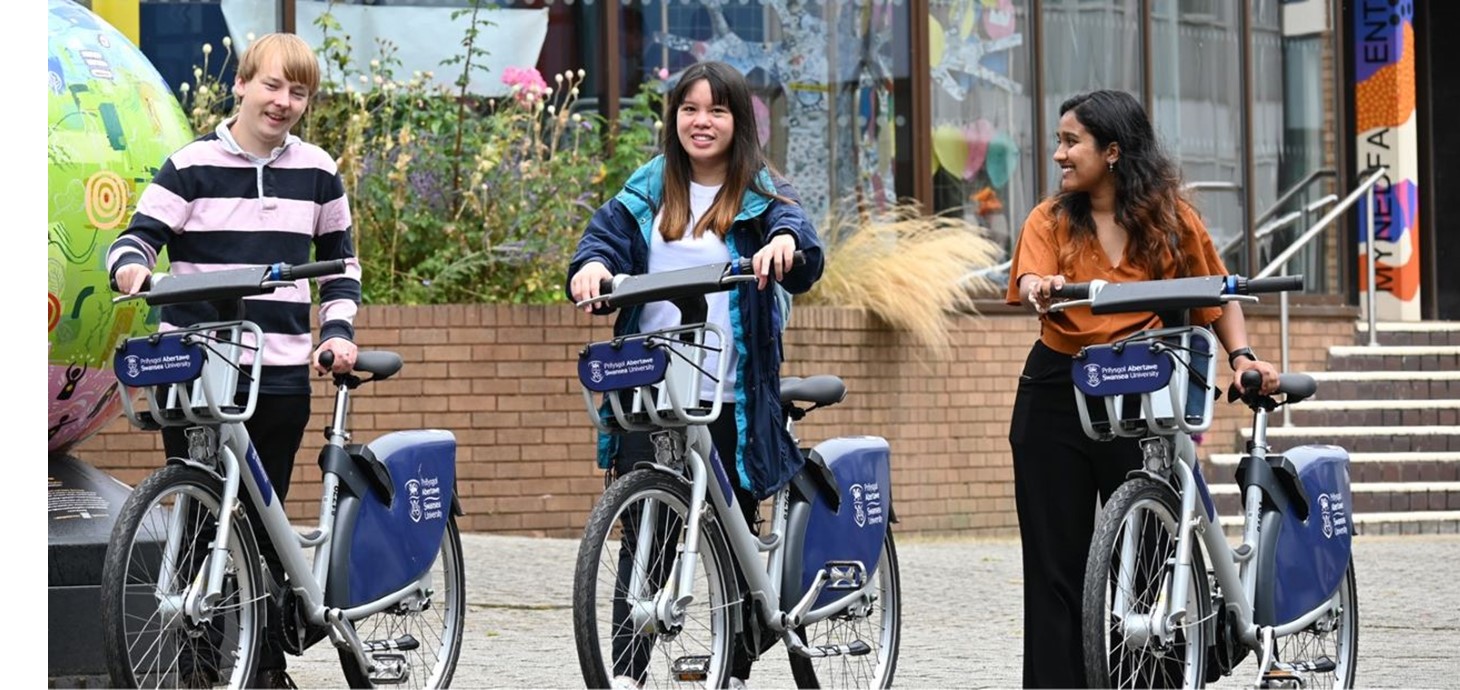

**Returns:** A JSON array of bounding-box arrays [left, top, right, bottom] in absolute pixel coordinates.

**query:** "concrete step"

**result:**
[[1208, 451, 1460, 483], [1217, 510, 1460, 535], [1303, 370, 1460, 400], [1237, 425, 1460, 453], [1355, 320, 1460, 347], [1325, 345, 1460, 372], [1208, 480, 1460, 516], [1280, 399, 1460, 427]]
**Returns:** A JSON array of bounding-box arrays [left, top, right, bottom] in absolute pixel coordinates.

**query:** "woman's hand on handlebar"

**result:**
[[1020, 273, 1066, 315], [1234, 357, 1280, 395], [752, 234, 797, 291], [570, 261, 613, 313], [314, 338, 358, 375]]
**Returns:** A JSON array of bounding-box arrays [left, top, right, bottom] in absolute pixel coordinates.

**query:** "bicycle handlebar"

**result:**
[[117, 261, 351, 307], [589, 250, 805, 307], [1047, 274, 1305, 315]]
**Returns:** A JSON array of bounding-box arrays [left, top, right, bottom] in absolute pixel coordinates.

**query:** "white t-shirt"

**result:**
[[638, 181, 738, 403]]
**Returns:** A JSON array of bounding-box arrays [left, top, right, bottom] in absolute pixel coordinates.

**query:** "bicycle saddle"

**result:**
[[780, 375, 847, 406]]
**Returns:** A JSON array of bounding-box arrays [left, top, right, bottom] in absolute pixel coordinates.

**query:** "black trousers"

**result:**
[[1009, 341, 1142, 688], [610, 403, 760, 682], [163, 392, 311, 674]]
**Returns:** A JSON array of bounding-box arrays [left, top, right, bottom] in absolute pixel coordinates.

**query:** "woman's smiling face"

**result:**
[[1052, 109, 1116, 195]]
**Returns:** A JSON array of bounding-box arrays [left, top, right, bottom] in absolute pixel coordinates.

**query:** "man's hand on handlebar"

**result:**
[[113, 264, 151, 295], [314, 338, 358, 375], [570, 261, 613, 313], [752, 234, 797, 291], [1020, 273, 1066, 315]]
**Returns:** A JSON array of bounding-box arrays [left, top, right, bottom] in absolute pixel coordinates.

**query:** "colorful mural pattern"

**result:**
[[1352, 0, 1420, 317], [48, 0, 194, 454]]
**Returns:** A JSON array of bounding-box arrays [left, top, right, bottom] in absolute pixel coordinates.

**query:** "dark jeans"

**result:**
[[610, 403, 760, 683], [1009, 341, 1142, 688], [163, 392, 311, 675]]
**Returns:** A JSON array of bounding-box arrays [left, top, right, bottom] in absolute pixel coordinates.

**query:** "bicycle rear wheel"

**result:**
[[100, 464, 266, 689], [1274, 560, 1358, 689], [1083, 478, 1210, 689], [573, 469, 736, 689], [339, 512, 466, 689], [788, 527, 901, 689]]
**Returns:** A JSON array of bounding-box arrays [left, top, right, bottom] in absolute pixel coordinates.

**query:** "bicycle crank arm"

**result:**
[[326, 608, 376, 679], [781, 627, 872, 659]]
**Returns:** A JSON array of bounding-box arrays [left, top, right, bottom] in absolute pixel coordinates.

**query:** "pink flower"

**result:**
[[657, 68, 670, 80], [501, 65, 548, 102]]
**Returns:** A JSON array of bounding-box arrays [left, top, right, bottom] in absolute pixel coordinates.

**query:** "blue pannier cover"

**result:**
[[114, 333, 205, 387], [578, 338, 669, 393], [1072, 342, 1174, 397]]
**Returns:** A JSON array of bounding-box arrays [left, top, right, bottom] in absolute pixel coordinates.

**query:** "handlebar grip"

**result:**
[[1242, 275, 1304, 294], [733, 250, 806, 275], [1239, 369, 1262, 394], [318, 350, 335, 371], [1050, 282, 1090, 299], [598, 277, 615, 296], [277, 259, 348, 281]]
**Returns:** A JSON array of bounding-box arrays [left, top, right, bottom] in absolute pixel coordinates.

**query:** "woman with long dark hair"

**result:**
[[1005, 89, 1279, 687], [568, 60, 824, 690]]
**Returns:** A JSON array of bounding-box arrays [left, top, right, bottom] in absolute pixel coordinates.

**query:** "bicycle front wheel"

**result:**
[[1274, 560, 1358, 689], [573, 469, 736, 689], [1084, 478, 1210, 689], [339, 512, 466, 689], [788, 527, 902, 689], [100, 464, 266, 689]]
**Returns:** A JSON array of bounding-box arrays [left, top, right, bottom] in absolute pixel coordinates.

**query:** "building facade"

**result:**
[[98, 0, 1456, 318]]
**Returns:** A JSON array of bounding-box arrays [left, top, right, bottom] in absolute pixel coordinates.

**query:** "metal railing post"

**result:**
[[1366, 181, 1379, 347], [1280, 262, 1292, 427]]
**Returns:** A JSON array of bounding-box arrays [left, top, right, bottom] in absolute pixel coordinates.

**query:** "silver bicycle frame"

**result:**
[[117, 320, 437, 633]]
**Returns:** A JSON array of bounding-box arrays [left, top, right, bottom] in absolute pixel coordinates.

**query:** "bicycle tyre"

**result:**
[[573, 469, 737, 689], [339, 512, 466, 689], [788, 527, 902, 689], [1274, 559, 1358, 689], [100, 464, 266, 689], [1083, 477, 1210, 689]]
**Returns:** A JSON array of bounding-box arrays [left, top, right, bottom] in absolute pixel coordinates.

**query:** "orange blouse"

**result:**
[[1004, 197, 1229, 355]]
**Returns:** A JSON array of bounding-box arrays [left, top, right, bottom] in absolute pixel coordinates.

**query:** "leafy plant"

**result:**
[[803, 201, 1002, 353]]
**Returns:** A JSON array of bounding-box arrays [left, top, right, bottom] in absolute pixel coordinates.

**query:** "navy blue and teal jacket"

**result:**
[[567, 156, 824, 499]]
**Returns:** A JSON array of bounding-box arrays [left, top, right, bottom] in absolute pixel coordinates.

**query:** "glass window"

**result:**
[[1150, 0, 1246, 272], [622, 1, 905, 224], [1041, 0, 1142, 200], [928, 0, 1035, 265]]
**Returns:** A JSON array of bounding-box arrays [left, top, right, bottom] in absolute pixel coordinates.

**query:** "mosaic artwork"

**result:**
[[48, 0, 194, 455]]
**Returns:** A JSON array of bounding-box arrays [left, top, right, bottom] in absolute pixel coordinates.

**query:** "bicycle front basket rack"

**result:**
[[1070, 326, 1219, 441], [114, 320, 266, 428], [578, 322, 729, 432]]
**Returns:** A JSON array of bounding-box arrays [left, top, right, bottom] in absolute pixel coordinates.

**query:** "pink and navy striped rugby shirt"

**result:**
[[107, 118, 362, 396]]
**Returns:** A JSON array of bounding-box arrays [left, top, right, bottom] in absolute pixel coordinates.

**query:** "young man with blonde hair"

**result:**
[[108, 32, 360, 689]]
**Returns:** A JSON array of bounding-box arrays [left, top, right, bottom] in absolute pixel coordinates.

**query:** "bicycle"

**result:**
[[570, 256, 901, 689], [1045, 274, 1357, 689], [100, 260, 466, 689]]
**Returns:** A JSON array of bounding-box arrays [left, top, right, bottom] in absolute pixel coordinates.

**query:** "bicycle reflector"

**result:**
[[114, 332, 206, 387]]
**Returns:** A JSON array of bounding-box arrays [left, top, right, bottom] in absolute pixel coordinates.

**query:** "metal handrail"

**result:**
[[1253, 168, 1337, 228], [1219, 194, 1339, 259], [1254, 166, 1388, 423]]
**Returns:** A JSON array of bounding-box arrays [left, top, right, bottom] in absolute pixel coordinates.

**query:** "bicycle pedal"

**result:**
[[365, 652, 411, 685], [362, 633, 421, 653], [671, 655, 710, 681], [1259, 668, 1304, 689], [813, 640, 872, 657]]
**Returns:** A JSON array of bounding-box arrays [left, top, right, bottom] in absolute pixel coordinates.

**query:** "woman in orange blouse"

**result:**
[[1003, 89, 1279, 688]]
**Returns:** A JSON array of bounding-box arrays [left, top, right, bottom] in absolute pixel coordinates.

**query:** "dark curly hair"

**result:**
[[1052, 90, 1199, 279]]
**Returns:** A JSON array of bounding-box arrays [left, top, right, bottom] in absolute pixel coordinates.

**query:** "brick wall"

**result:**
[[80, 303, 1358, 538]]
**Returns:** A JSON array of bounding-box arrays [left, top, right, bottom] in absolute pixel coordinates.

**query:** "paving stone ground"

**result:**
[[283, 531, 1460, 689]]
